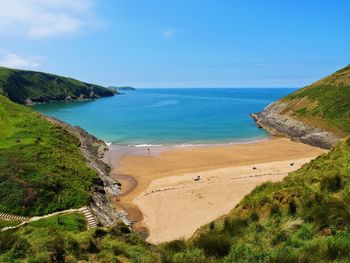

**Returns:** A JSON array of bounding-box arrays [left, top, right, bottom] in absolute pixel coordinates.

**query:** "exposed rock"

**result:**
[[25, 98, 34, 105], [252, 102, 341, 149], [43, 116, 129, 227]]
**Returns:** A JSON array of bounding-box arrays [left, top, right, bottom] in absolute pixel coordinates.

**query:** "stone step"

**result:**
[[0, 213, 29, 222]]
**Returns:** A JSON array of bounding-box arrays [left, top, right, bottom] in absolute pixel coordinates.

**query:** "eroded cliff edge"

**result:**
[[45, 116, 130, 227]]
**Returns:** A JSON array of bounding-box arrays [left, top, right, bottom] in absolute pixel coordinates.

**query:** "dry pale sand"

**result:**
[[135, 158, 314, 243], [111, 138, 325, 244]]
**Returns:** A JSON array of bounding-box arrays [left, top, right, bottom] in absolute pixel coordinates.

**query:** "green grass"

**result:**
[[0, 220, 21, 228], [0, 213, 158, 263], [0, 95, 98, 216], [0, 67, 114, 104], [158, 137, 350, 262], [280, 65, 350, 135]]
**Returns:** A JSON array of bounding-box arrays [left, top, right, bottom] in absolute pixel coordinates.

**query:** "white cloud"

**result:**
[[162, 28, 176, 39], [0, 0, 101, 38], [0, 49, 43, 69]]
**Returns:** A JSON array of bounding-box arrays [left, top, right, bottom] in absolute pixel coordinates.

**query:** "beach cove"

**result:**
[[106, 138, 325, 244], [32, 88, 326, 243]]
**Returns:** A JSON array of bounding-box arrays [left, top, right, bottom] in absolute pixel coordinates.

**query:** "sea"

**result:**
[[31, 88, 296, 146]]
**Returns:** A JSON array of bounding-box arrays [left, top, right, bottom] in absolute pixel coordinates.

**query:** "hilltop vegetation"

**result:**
[[0, 94, 98, 216], [158, 137, 350, 262], [280, 65, 350, 135], [0, 67, 115, 104]]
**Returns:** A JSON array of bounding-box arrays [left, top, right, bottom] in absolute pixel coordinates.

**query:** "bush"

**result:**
[[321, 174, 342, 192], [270, 204, 280, 216], [223, 217, 248, 236], [162, 239, 187, 253], [250, 211, 260, 222], [288, 199, 297, 216], [194, 233, 231, 257], [326, 233, 350, 260]]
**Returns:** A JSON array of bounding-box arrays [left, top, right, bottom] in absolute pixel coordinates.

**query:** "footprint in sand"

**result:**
[[196, 193, 204, 199]]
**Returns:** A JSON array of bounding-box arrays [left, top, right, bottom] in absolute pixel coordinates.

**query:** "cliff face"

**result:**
[[45, 117, 129, 227], [0, 67, 116, 104], [252, 102, 340, 149]]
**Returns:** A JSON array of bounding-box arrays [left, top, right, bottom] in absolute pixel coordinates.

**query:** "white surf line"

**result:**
[[0, 207, 98, 233]]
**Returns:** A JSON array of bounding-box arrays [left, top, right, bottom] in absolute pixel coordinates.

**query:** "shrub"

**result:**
[[194, 233, 231, 257], [250, 211, 260, 222], [270, 204, 280, 216], [223, 217, 248, 236], [321, 174, 342, 192], [162, 239, 187, 253], [288, 199, 297, 216], [326, 233, 350, 260]]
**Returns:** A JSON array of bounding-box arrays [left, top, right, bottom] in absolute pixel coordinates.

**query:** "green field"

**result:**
[[0, 95, 98, 216]]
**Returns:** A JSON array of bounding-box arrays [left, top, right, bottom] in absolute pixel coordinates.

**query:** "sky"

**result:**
[[0, 0, 349, 88]]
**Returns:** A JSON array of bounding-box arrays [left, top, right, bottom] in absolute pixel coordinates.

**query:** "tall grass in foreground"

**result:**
[[158, 137, 350, 262]]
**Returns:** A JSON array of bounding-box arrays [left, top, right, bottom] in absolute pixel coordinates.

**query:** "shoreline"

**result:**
[[106, 137, 326, 243], [104, 136, 271, 166]]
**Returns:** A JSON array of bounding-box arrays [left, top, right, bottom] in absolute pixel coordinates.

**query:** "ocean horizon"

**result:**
[[32, 88, 297, 145]]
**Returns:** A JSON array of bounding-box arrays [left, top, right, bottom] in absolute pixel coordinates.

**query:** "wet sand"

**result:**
[[107, 138, 325, 243]]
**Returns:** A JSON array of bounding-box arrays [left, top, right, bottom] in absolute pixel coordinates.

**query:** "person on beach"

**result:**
[[194, 175, 201, 181], [148, 147, 150, 156]]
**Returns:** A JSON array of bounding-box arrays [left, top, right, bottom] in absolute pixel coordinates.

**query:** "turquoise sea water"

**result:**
[[32, 88, 296, 145]]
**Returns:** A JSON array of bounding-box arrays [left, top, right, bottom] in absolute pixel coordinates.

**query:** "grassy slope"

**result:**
[[0, 95, 98, 216], [160, 137, 350, 262], [278, 65, 350, 136], [0, 67, 114, 104], [0, 213, 158, 263]]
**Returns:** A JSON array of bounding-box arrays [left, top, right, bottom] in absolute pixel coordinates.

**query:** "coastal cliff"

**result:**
[[251, 65, 350, 149], [251, 103, 340, 149], [45, 116, 131, 227], [0, 67, 116, 104]]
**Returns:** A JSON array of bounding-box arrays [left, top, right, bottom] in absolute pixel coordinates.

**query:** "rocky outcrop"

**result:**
[[252, 102, 341, 149], [43, 116, 130, 227]]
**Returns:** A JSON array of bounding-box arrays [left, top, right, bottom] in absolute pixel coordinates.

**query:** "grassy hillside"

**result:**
[[279, 65, 350, 136], [0, 213, 158, 262], [0, 94, 98, 216], [0, 67, 114, 104], [159, 137, 350, 262]]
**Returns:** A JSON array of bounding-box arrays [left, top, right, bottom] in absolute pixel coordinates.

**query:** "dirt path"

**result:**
[[0, 207, 97, 232]]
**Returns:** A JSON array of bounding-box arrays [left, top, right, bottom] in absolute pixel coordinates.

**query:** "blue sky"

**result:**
[[0, 0, 349, 88]]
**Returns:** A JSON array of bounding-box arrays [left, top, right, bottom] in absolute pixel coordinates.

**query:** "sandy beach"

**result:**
[[107, 138, 325, 244]]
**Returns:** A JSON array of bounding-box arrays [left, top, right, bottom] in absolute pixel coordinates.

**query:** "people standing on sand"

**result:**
[[193, 175, 201, 181], [148, 147, 150, 156]]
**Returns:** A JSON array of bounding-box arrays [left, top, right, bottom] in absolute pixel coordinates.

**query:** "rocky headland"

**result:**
[[251, 102, 340, 149]]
